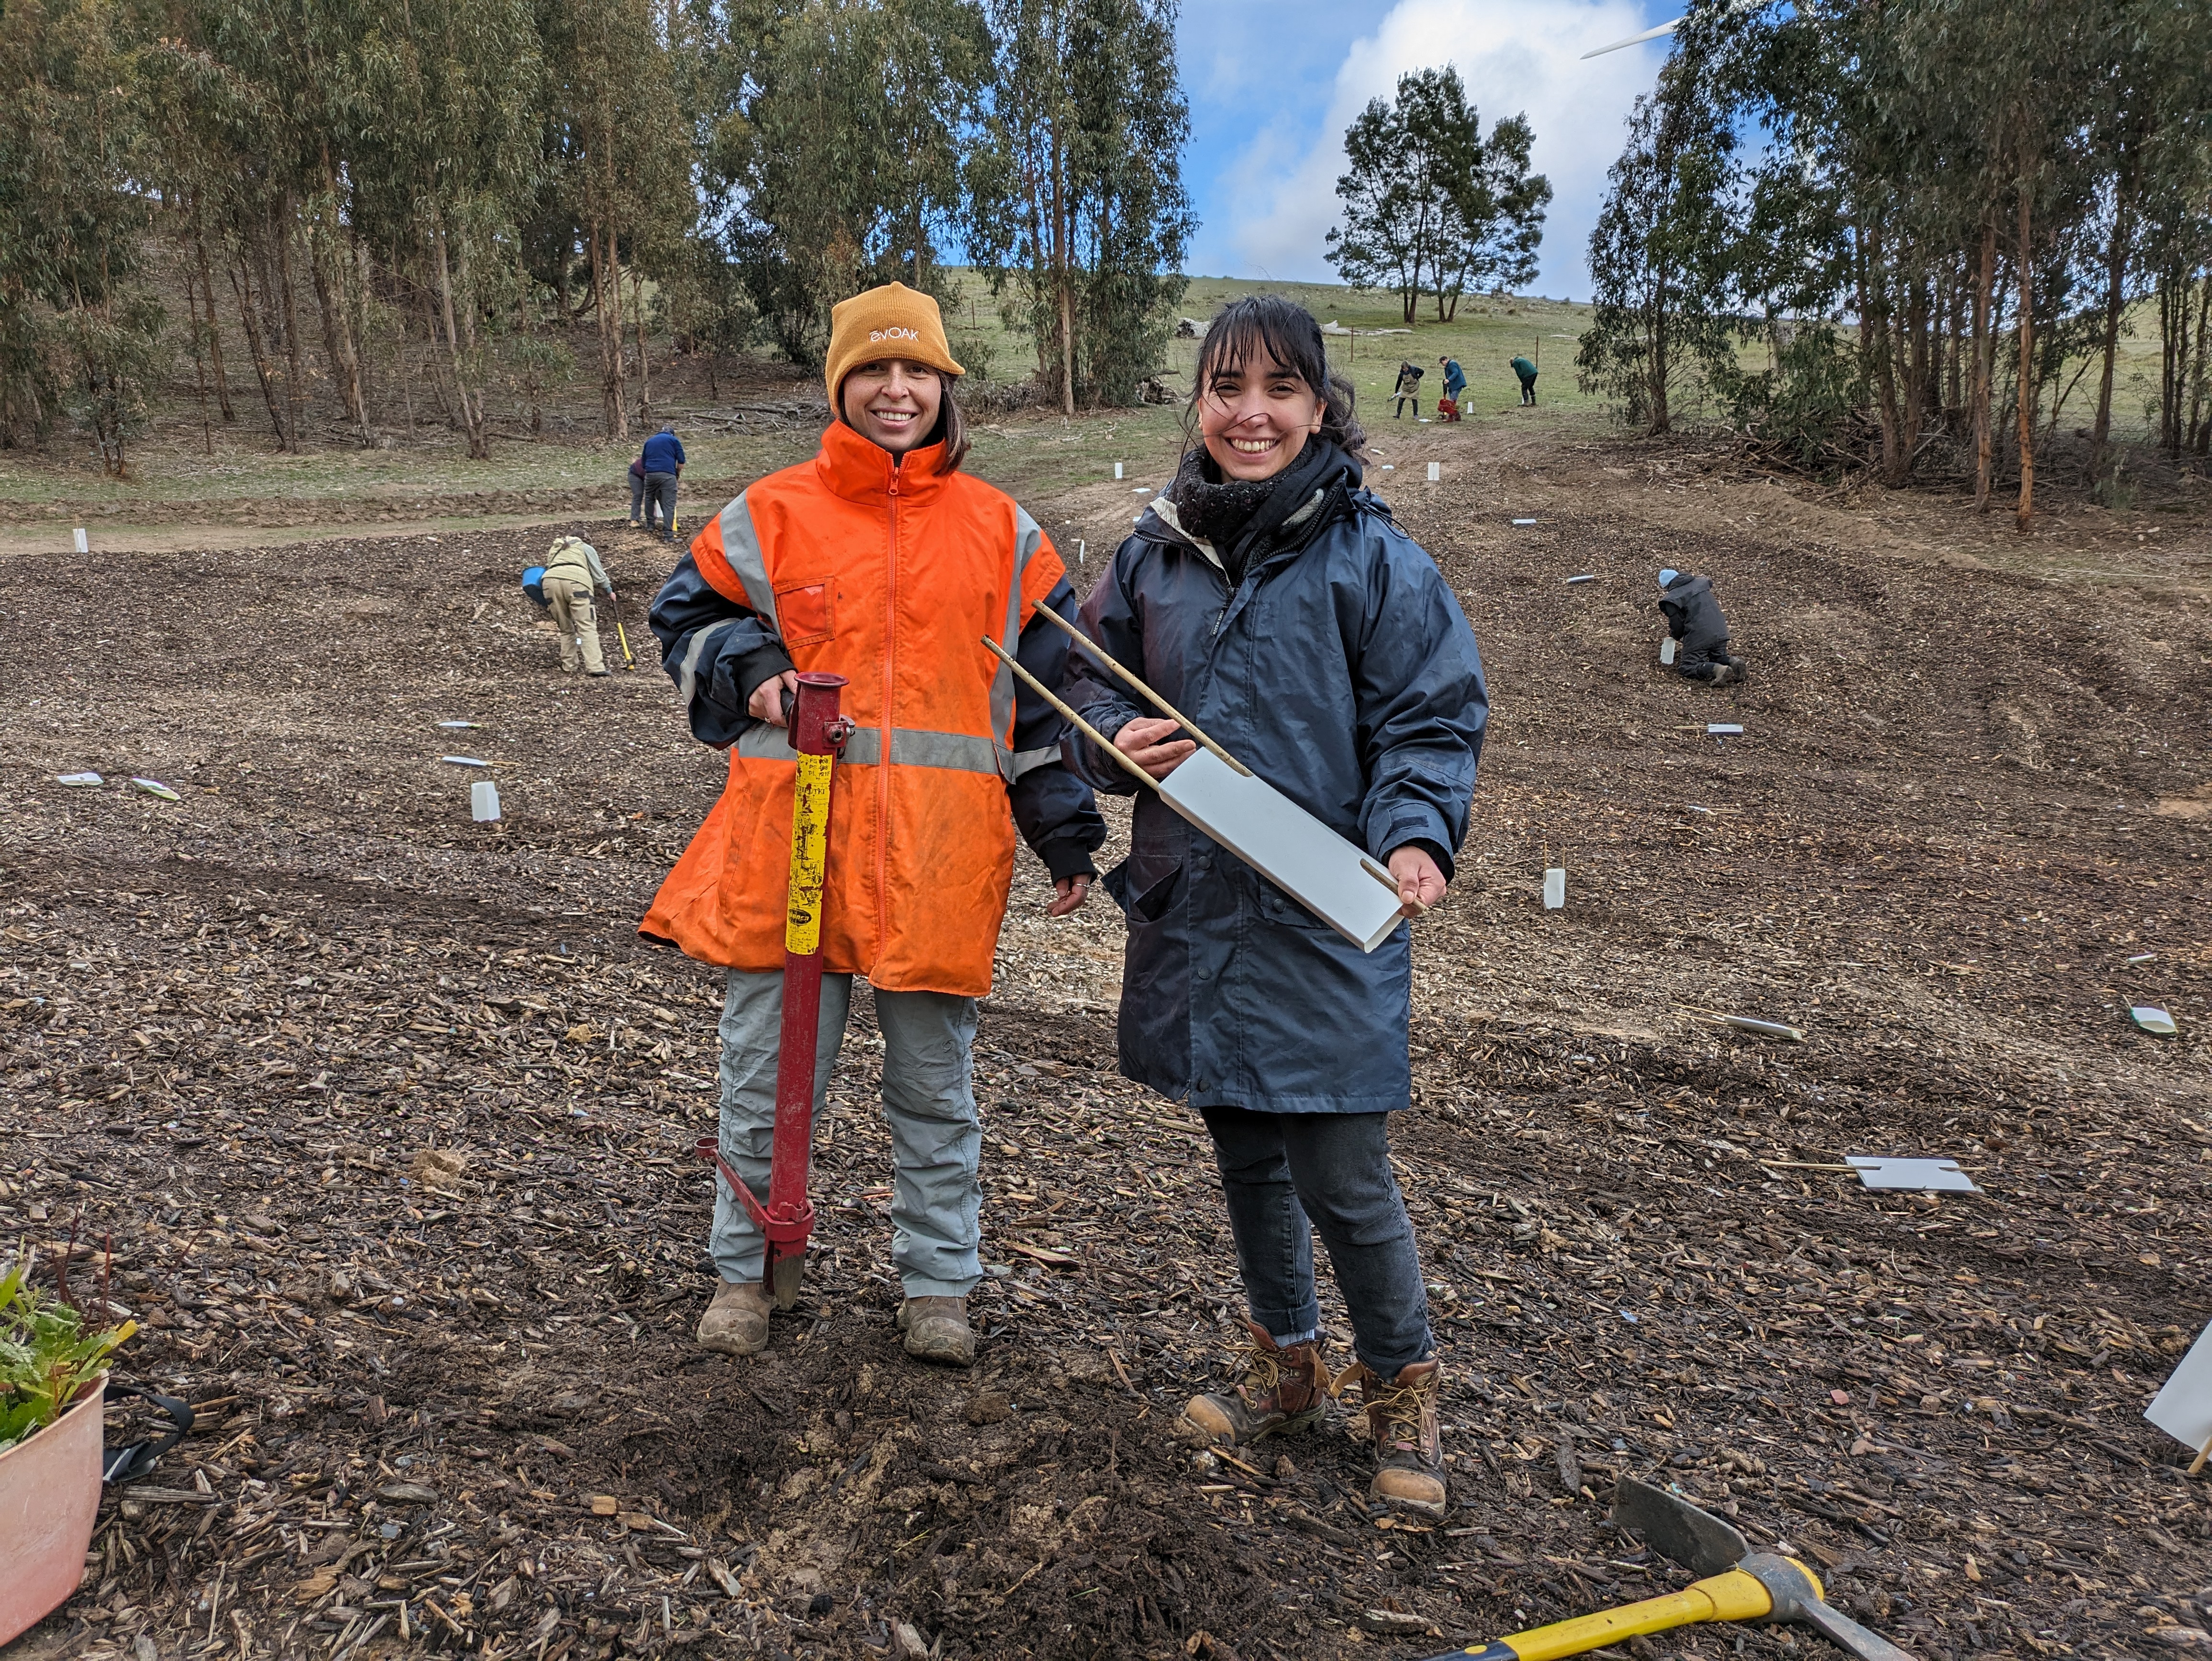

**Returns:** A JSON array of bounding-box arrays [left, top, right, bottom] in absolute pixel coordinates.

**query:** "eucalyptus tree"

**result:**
[[352, 0, 544, 458], [965, 0, 1191, 410], [1576, 53, 1740, 435], [697, 0, 989, 369], [1328, 68, 1549, 326], [543, 0, 690, 436], [0, 0, 160, 469], [1433, 112, 1551, 321]]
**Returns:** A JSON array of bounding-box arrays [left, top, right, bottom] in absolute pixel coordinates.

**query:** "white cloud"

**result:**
[[1215, 0, 1668, 299]]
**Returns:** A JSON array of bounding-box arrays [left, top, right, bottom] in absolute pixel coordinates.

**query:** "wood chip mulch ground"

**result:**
[[2, 448, 2208, 1661]]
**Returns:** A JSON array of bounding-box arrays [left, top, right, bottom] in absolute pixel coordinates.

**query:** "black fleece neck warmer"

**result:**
[[1166, 438, 1359, 586]]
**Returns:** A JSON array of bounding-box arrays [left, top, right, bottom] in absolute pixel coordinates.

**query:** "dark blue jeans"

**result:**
[[644, 471, 678, 539], [1199, 1106, 1433, 1377]]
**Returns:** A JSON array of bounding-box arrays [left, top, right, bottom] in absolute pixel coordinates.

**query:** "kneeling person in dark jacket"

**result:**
[[1067, 297, 1487, 1521], [1658, 567, 1744, 685]]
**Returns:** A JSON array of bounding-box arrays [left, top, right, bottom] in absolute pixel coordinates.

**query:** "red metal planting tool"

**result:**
[[694, 671, 854, 1309]]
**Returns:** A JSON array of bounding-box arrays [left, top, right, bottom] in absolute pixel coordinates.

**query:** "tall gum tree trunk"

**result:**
[[2090, 196, 2131, 481], [2015, 182, 2035, 531], [432, 217, 489, 461], [2157, 272, 2183, 456], [2189, 275, 2210, 456], [455, 227, 490, 459], [1971, 222, 1996, 509], [312, 154, 371, 445], [606, 224, 629, 432], [192, 229, 234, 422], [1944, 277, 1963, 418], [229, 240, 290, 450], [310, 229, 370, 446], [633, 265, 651, 422], [181, 255, 212, 454], [276, 201, 307, 446], [1052, 120, 1073, 417], [591, 221, 628, 442], [1862, 224, 1903, 482]]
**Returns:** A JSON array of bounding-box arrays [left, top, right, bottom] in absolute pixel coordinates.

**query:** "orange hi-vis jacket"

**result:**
[[641, 422, 1069, 996]]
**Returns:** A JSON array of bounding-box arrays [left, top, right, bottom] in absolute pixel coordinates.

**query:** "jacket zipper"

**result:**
[[879, 462, 899, 955]]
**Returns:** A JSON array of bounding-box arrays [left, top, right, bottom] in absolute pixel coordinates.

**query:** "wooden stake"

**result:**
[[981, 636, 1159, 792], [2191, 1431, 2211, 1478], [1030, 601, 1252, 776], [990, 634, 1426, 922]]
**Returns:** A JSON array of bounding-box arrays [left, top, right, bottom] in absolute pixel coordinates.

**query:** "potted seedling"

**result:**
[[0, 1255, 136, 1646]]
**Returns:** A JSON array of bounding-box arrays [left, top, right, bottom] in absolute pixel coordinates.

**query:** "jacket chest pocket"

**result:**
[[774, 578, 834, 648]]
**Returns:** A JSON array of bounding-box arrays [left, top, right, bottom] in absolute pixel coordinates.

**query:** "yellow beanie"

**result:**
[[823, 282, 965, 409]]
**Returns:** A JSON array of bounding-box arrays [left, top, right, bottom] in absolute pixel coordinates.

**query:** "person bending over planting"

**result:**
[[643, 282, 1105, 1369], [1064, 296, 1487, 1516]]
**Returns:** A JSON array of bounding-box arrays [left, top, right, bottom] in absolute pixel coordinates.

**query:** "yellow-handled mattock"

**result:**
[[1418, 1481, 1915, 1661]]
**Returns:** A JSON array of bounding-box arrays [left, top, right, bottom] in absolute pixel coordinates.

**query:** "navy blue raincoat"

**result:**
[[1064, 454, 1486, 1113]]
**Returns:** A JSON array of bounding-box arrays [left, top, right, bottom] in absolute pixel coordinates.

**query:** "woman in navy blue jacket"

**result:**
[[1065, 296, 1487, 1516]]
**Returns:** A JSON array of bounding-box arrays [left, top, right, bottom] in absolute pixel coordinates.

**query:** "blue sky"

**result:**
[[1173, 0, 1678, 300]]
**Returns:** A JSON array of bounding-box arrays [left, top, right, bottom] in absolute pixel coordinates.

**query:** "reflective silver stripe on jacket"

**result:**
[[991, 506, 1048, 778], [674, 498, 781, 716], [717, 493, 779, 628], [677, 618, 747, 708], [731, 724, 1013, 775]]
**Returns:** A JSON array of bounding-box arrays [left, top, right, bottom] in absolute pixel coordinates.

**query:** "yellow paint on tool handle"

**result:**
[[1487, 1568, 1775, 1661], [784, 752, 834, 954]]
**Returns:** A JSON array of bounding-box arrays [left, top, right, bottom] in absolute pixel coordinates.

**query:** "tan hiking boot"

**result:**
[[1354, 1358, 1447, 1517], [1176, 1321, 1329, 1447], [697, 1279, 773, 1357], [897, 1296, 974, 1367]]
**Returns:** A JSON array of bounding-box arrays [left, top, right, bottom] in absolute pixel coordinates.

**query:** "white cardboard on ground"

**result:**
[[1155, 748, 1404, 952], [1847, 1156, 1979, 1193], [2146, 1320, 2212, 1457]]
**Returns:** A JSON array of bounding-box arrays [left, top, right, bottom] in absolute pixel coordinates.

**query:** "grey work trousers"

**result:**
[[708, 968, 983, 1298], [643, 471, 678, 540]]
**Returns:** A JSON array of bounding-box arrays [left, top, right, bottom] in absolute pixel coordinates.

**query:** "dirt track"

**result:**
[[2, 431, 2209, 1661]]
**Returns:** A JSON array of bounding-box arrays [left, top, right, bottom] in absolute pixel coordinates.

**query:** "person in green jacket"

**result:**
[[1511, 355, 1538, 406]]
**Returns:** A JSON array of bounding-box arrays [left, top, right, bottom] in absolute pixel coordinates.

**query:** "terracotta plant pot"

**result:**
[[0, 1374, 106, 1647]]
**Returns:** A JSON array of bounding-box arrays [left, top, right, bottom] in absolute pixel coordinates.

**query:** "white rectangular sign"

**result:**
[[2146, 1320, 2212, 1459], [1847, 1156, 1978, 1192], [1156, 748, 1405, 952]]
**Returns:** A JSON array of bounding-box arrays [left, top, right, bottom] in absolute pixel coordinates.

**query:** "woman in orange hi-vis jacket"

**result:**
[[642, 283, 1105, 1369]]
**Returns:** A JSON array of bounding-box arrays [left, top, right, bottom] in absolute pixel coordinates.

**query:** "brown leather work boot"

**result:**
[[1356, 1358, 1447, 1517], [697, 1279, 774, 1357], [897, 1296, 974, 1367], [1176, 1321, 1329, 1447]]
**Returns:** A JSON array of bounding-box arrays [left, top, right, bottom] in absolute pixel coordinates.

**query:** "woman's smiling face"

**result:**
[[840, 358, 943, 455], [1196, 349, 1325, 482]]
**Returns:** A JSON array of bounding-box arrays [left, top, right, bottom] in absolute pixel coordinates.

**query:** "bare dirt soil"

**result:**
[[2, 429, 2209, 1661]]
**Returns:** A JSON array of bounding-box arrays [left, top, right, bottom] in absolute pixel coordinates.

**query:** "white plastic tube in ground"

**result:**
[[471, 781, 501, 822]]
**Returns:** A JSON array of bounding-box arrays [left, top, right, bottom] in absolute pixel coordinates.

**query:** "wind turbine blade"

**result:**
[[1581, 16, 1682, 56]]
